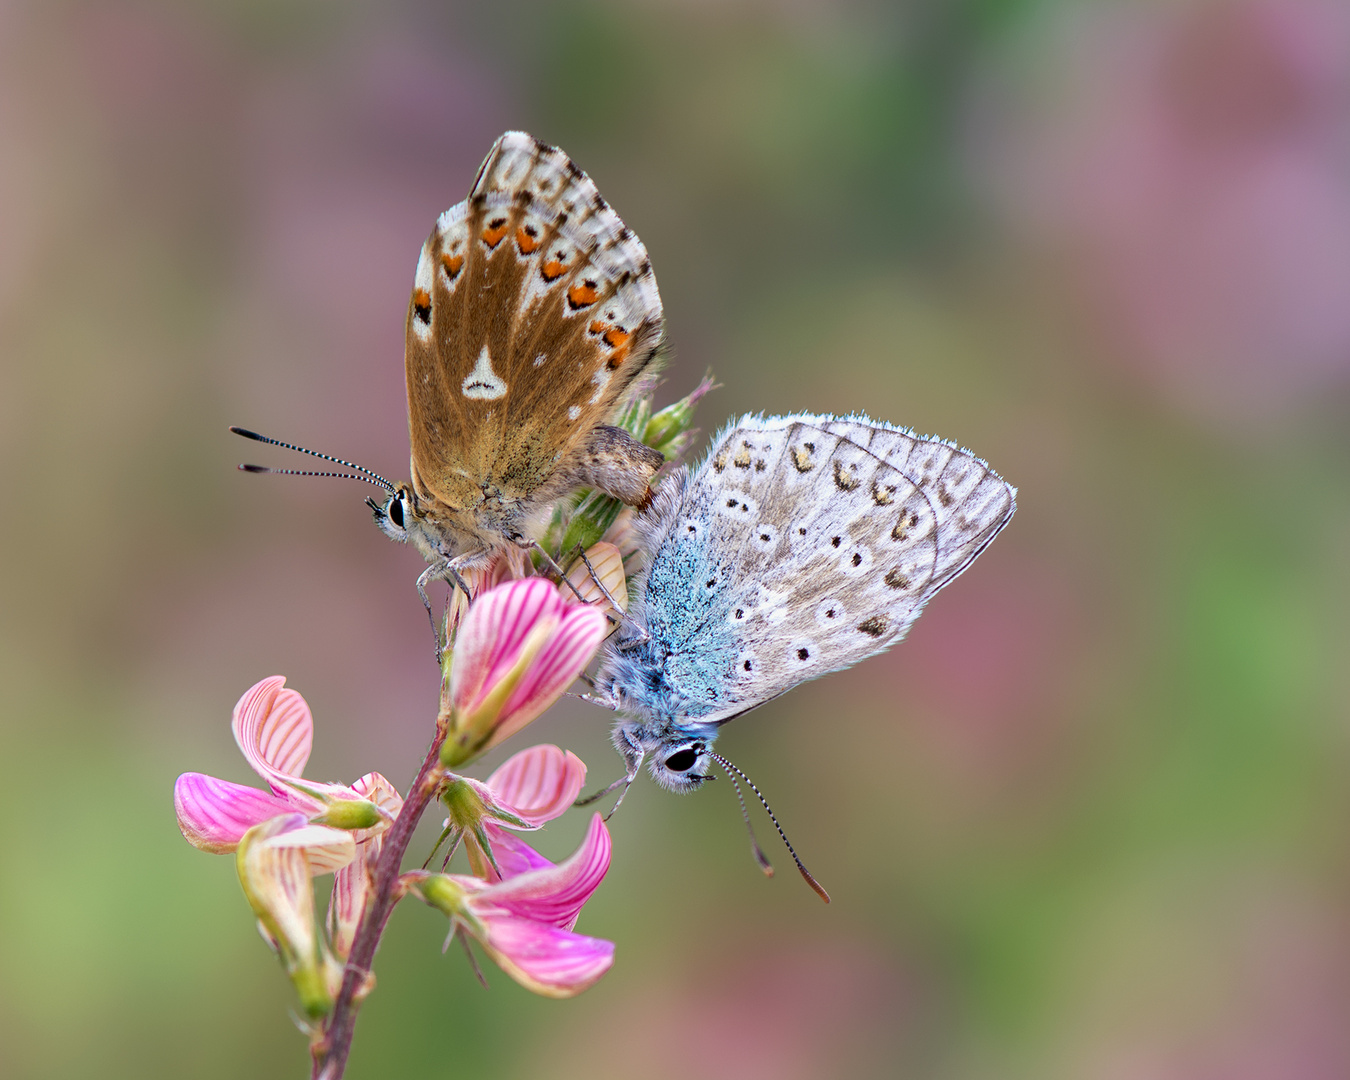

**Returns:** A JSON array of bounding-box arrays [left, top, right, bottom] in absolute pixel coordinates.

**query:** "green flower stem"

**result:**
[[311, 715, 449, 1080]]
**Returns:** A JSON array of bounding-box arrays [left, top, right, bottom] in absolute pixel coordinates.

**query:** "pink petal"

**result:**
[[487, 604, 607, 748], [474, 813, 611, 931], [231, 676, 313, 793], [475, 914, 614, 998], [174, 772, 295, 853], [449, 579, 565, 714], [484, 745, 587, 826], [260, 821, 356, 875], [327, 771, 403, 956], [328, 833, 380, 959]]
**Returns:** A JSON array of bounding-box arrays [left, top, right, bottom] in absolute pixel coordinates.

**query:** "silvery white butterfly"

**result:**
[[589, 413, 1015, 821]]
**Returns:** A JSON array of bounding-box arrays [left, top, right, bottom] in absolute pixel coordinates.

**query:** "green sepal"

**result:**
[[557, 490, 626, 557], [643, 370, 716, 457], [310, 799, 382, 831]]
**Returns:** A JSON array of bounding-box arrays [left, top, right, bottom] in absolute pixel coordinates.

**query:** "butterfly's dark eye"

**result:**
[[664, 748, 700, 773], [387, 496, 405, 529]]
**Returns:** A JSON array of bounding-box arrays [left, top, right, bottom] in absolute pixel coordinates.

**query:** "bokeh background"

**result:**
[[4, 0, 1350, 1077]]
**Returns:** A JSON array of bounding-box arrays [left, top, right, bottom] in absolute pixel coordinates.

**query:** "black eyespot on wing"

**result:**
[[797, 647, 809, 660], [831, 536, 842, 548], [665, 748, 699, 773]]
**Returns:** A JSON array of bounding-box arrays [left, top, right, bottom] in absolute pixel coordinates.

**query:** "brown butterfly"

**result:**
[[236, 132, 665, 644]]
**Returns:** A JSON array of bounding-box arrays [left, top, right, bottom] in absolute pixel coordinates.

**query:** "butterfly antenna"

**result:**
[[723, 766, 775, 878], [230, 426, 396, 493], [710, 752, 830, 904]]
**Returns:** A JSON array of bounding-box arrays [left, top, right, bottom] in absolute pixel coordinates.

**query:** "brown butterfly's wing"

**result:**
[[405, 131, 664, 540]]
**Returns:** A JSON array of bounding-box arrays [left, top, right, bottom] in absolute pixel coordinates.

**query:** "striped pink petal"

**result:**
[[484, 744, 587, 826], [472, 813, 611, 931], [328, 837, 379, 958], [449, 579, 565, 715], [174, 772, 295, 853], [327, 770, 404, 957], [231, 676, 314, 794], [473, 914, 614, 998], [258, 819, 356, 875], [485, 604, 607, 750]]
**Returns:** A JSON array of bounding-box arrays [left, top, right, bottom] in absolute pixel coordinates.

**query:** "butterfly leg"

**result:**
[[574, 546, 624, 610], [417, 556, 478, 665], [513, 536, 590, 606], [574, 770, 637, 819], [575, 729, 644, 818]]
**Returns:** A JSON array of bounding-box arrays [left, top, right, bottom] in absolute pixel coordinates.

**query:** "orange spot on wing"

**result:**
[[589, 320, 611, 335], [440, 253, 464, 278], [602, 327, 631, 350], [541, 259, 566, 281], [567, 282, 599, 308], [482, 223, 508, 247], [516, 227, 540, 254], [413, 288, 431, 309], [606, 342, 630, 368]]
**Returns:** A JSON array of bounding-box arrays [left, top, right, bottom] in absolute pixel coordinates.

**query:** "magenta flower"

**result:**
[[408, 812, 615, 998], [174, 676, 402, 874], [440, 578, 607, 767]]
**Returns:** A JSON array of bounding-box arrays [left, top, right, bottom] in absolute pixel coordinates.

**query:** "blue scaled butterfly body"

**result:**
[[592, 413, 1016, 797]]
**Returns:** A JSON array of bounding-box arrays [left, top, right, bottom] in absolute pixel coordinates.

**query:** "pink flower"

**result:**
[[440, 578, 607, 767], [408, 812, 615, 998], [174, 676, 402, 874], [443, 743, 588, 882]]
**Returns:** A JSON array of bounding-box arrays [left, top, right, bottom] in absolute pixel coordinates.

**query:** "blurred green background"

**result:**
[[4, 0, 1350, 1077]]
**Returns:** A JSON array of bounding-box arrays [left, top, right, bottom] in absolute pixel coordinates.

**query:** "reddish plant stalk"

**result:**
[[312, 717, 447, 1080]]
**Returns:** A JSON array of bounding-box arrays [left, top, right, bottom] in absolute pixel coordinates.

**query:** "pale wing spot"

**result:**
[[814, 598, 848, 628], [462, 344, 508, 400], [588, 366, 612, 404], [533, 354, 546, 367], [568, 405, 581, 420], [414, 242, 435, 293]]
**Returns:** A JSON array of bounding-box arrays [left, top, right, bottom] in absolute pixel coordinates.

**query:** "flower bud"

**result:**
[[643, 371, 716, 457], [236, 815, 345, 1017], [439, 579, 606, 768]]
